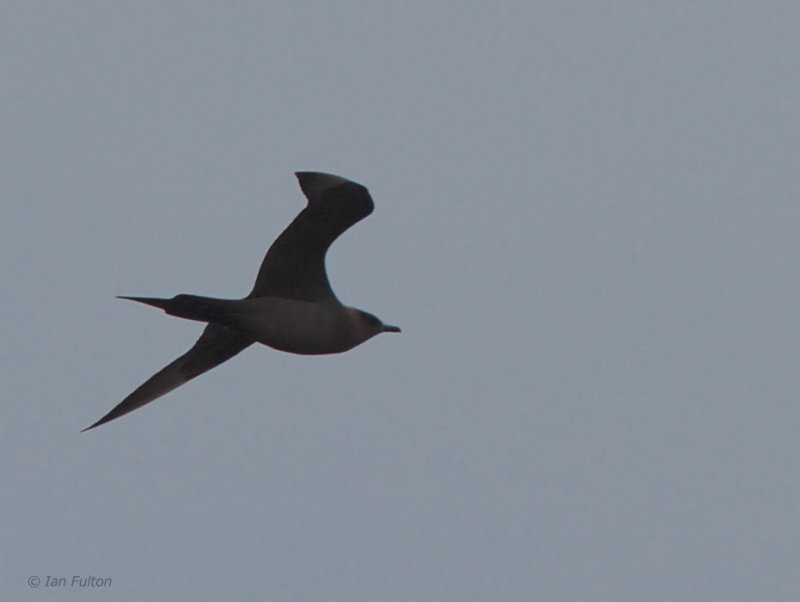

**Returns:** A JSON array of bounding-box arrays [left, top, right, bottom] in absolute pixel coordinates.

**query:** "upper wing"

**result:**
[[248, 172, 374, 301], [82, 323, 254, 431]]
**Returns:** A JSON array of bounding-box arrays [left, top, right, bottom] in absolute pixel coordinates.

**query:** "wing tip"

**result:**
[[81, 416, 108, 432], [295, 171, 354, 186], [295, 171, 367, 203]]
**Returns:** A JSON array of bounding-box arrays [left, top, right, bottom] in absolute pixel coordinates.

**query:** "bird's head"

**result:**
[[352, 309, 401, 343]]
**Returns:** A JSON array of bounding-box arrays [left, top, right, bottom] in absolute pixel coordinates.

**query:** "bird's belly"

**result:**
[[224, 298, 355, 355]]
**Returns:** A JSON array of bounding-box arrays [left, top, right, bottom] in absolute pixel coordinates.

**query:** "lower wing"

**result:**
[[83, 323, 254, 431]]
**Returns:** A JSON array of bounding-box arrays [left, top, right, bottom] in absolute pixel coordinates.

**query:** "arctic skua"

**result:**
[[83, 172, 399, 431]]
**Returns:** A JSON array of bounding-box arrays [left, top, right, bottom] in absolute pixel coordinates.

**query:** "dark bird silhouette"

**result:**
[[83, 172, 399, 431]]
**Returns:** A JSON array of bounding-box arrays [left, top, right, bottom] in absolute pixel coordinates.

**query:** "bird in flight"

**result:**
[[83, 172, 400, 431]]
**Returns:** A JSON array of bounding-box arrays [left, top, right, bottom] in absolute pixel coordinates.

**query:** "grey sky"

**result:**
[[2, 2, 798, 600]]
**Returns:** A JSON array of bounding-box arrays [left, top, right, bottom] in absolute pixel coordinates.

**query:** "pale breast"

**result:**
[[222, 297, 358, 355]]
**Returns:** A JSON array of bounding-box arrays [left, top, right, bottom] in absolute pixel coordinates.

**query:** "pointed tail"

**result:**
[[117, 296, 171, 310], [117, 294, 231, 323]]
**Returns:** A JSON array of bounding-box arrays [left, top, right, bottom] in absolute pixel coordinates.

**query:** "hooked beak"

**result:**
[[382, 324, 401, 333]]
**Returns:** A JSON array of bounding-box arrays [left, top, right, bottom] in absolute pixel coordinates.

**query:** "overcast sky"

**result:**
[[2, 2, 799, 600]]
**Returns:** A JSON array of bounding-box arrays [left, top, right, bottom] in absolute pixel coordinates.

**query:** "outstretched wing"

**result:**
[[248, 172, 374, 301], [82, 324, 253, 431]]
